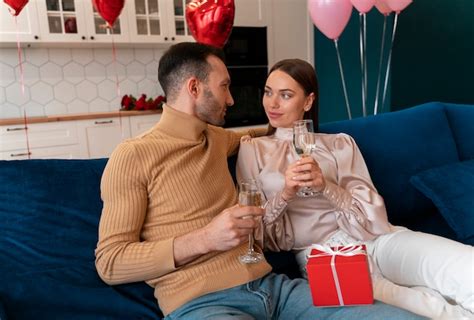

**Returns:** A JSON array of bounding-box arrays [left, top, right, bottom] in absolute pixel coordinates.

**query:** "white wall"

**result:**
[[0, 47, 165, 119]]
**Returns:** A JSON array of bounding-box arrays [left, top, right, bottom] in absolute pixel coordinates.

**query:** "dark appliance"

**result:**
[[222, 27, 269, 128]]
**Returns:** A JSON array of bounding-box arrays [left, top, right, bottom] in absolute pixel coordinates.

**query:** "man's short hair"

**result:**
[[158, 42, 226, 102]]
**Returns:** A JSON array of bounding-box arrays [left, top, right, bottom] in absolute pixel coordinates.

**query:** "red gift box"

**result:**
[[306, 244, 373, 307]]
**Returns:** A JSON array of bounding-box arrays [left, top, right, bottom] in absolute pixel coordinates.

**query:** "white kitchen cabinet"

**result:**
[[0, 121, 80, 160], [129, 113, 161, 137], [0, 1, 41, 43], [126, 0, 194, 44], [0, 113, 163, 160], [76, 117, 131, 159], [0, 144, 82, 160], [266, 0, 314, 66], [234, 0, 268, 27], [35, 0, 129, 43]]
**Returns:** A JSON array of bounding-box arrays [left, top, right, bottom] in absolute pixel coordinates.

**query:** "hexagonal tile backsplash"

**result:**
[[0, 48, 163, 119]]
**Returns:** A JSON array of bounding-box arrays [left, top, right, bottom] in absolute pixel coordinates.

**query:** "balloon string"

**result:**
[[111, 29, 121, 97], [381, 13, 399, 114], [374, 14, 388, 115], [15, 16, 25, 95], [363, 13, 368, 116], [359, 14, 367, 117], [334, 39, 352, 120], [110, 26, 124, 139], [23, 109, 31, 159]]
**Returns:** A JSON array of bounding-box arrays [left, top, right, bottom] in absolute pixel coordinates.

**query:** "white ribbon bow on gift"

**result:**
[[307, 244, 367, 306]]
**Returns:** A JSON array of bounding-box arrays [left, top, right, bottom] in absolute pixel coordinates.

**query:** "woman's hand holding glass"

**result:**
[[281, 156, 326, 202], [292, 120, 324, 197]]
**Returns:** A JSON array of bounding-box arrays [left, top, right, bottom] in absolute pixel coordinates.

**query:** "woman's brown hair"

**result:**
[[265, 59, 319, 135]]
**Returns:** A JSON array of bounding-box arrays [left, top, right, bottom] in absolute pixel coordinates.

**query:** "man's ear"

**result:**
[[187, 77, 200, 98]]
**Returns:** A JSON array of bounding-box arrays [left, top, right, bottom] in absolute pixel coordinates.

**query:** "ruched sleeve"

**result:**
[[323, 133, 391, 240]]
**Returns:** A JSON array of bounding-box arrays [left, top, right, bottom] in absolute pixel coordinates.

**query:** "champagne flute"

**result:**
[[238, 179, 264, 264], [293, 119, 319, 197]]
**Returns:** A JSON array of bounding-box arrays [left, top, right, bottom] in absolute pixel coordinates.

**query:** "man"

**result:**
[[95, 42, 422, 319]]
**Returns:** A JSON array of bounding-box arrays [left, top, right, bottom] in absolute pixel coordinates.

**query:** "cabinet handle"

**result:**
[[34, 35, 39, 40], [10, 152, 32, 158], [94, 120, 113, 125], [90, 36, 95, 40], [6, 127, 27, 131], [82, 36, 86, 40], [171, 37, 175, 41], [164, 37, 168, 41]]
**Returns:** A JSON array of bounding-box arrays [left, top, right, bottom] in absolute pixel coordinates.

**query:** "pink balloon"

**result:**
[[350, 0, 375, 14], [385, 0, 412, 13], [308, 0, 353, 40], [374, 0, 392, 15]]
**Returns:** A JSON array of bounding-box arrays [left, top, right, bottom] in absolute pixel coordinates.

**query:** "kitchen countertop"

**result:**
[[0, 110, 161, 126]]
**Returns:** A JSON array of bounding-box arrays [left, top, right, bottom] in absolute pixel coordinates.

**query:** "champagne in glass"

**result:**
[[238, 179, 264, 264], [293, 119, 320, 197]]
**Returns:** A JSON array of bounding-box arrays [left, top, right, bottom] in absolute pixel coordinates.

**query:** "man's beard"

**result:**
[[196, 87, 226, 126]]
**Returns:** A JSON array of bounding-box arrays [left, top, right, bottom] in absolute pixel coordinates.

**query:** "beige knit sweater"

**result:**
[[95, 105, 271, 315]]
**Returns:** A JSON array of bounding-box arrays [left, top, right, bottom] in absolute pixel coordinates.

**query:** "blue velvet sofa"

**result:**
[[1, 101, 473, 319]]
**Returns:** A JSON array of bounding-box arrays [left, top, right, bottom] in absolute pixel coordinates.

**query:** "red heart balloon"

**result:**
[[186, 0, 235, 48], [3, 0, 28, 16], [92, 0, 125, 28]]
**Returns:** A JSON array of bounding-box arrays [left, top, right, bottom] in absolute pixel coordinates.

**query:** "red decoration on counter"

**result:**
[[186, 0, 235, 48], [92, 0, 124, 28], [3, 0, 28, 16], [120, 94, 165, 111]]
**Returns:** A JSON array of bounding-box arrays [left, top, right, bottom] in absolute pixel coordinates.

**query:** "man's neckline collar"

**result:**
[[156, 104, 207, 141]]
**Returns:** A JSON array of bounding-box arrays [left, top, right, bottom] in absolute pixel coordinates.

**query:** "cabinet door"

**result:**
[[0, 120, 80, 159], [0, 121, 79, 152], [0, 123, 28, 153], [165, 0, 194, 42], [129, 114, 161, 137], [82, 0, 130, 43], [35, 0, 88, 42], [77, 117, 131, 159], [0, 144, 82, 160], [126, 0, 169, 43], [0, 1, 40, 43], [234, 0, 267, 27]]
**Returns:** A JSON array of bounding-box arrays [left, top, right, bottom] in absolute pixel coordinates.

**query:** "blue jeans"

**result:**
[[164, 273, 425, 319]]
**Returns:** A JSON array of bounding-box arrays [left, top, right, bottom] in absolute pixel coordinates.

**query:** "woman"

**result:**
[[236, 59, 473, 319]]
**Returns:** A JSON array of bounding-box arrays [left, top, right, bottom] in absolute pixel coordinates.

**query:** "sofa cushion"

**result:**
[[320, 102, 460, 228], [0, 159, 161, 319], [410, 159, 474, 240]]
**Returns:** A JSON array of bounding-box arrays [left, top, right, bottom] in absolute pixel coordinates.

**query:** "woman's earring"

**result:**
[[304, 106, 311, 111]]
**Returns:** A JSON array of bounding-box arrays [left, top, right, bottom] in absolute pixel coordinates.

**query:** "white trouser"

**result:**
[[294, 227, 474, 319]]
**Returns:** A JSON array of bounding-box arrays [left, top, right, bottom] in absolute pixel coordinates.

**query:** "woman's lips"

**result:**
[[267, 112, 282, 119]]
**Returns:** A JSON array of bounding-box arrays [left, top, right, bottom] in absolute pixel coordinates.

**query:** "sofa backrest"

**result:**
[[319, 102, 461, 228], [443, 102, 474, 161], [0, 159, 162, 319]]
